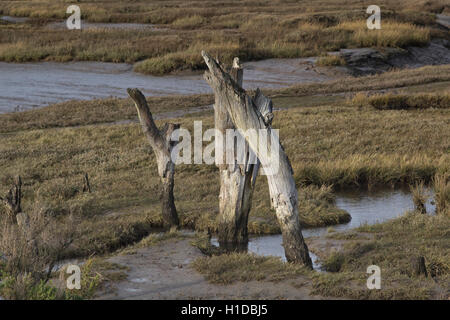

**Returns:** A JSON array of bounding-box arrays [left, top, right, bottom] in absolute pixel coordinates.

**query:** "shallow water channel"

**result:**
[[213, 188, 435, 269], [1, 14, 338, 113], [0, 57, 335, 113]]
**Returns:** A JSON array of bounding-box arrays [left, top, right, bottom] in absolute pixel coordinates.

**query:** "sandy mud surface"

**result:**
[[97, 238, 325, 300]]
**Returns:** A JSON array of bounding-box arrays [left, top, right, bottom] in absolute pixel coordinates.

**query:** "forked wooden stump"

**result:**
[[202, 51, 312, 268], [215, 57, 261, 248]]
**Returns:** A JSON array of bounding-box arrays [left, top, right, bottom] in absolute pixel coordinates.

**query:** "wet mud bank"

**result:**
[[336, 39, 450, 76]]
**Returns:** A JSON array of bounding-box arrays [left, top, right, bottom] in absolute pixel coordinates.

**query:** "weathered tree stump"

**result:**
[[202, 51, 312, 268], [0, 176, 23, 224], [0, 176, 30, 230], [127, 88, 180, 228], [411, 256, 428, 277], [215, 57, 260, 249]]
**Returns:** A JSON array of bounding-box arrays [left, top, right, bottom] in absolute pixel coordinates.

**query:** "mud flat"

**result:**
[[336, 39, 450, 76], [98, 238, 322, 300]]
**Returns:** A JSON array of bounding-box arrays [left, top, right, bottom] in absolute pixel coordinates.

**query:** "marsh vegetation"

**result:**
[[0, 0, 449, 300], [1, 62, 449, 298], [0, 0, 447, 74]]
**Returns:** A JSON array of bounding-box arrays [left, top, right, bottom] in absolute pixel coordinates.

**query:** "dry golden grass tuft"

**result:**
[[433, 173, 450, 215], [316, 55, 346, 66], [410, 181, 429, 213], [336, 21, 430, 47], [0, 204, 80, 299]]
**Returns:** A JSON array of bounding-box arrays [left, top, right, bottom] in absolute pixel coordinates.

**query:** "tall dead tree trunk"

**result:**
[[202, 51, 312, 268], [215, 58, 260, 249], [127, 88, 180, 228]]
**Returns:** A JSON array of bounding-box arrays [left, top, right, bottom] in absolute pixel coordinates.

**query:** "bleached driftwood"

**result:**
[[214, 57, 260, 249], [127, 88, 180, 228], [202, 51, 312, 267]]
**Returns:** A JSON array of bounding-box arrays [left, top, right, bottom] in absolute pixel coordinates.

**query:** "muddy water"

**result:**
[[0, 62, 210, 112], [213, 188, 435, 268], [0, 58, 336, 113]]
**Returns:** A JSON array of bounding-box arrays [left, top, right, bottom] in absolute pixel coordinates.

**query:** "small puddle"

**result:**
[[212, 188, 435, 270]]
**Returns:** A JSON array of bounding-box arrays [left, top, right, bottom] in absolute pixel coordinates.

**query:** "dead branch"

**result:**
[[126, 88, 180, 228]]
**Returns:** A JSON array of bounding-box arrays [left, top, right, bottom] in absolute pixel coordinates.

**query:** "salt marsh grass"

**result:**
[[0, 0, 445, 74]]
